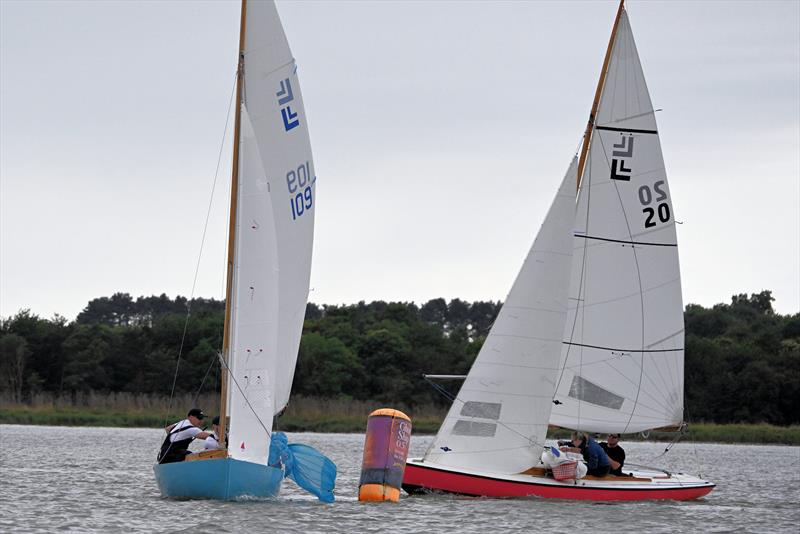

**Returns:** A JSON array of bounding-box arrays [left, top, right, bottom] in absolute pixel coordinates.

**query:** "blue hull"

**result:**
[[153, 458, 284, 500]]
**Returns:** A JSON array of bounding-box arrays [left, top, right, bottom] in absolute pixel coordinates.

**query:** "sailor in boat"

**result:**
[[157, 408, 212, 464], [560, 431, 611, 477], [203, 416, 222, 450], [599, 433, 627, 476]]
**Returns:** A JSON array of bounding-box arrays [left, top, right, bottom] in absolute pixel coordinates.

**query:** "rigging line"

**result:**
[[555, 144, 596, 427], [573, 138, 583, 158], [553, 153, 592, 397], [421, 377, 457, 459], [191, 350, 220, 409], [216, 75, 239, 353], [159, 352, 220, 462], [684, 404, 704, 478], [161, 73, 238, 436], [649, 424, 687, 463], [217, 351, 272, 439]]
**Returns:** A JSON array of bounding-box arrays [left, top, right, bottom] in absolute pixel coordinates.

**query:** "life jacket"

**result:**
[[157, 422, 198, 464]]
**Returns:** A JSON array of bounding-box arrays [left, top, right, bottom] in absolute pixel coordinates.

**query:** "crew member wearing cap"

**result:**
[[204, 416, 222, 450], [157, 408, 212, 464], [600, 434, 626, 476]]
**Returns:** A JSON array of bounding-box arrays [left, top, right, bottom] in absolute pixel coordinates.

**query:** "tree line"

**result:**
[[1, 290, 797, 425]]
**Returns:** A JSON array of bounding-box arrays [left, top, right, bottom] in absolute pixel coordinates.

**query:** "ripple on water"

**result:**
[[1, 426, 799, 533]]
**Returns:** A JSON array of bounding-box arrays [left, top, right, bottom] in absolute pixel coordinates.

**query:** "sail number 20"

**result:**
[[286, 161, 314, 221], [638, 180, 670, 228]]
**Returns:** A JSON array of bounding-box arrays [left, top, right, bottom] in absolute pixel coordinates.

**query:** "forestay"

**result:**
[[227, 0, 316, 464], [424, 160, 577, 474], [550, 11, 684, 434]]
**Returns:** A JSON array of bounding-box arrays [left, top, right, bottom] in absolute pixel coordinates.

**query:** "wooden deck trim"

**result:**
[[185, 449, 228, 462]]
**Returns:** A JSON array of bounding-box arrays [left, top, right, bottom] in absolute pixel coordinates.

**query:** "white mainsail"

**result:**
[[424, 159, 577, 474], [550, 11, 684, 434], [227, 0, 316, 465]]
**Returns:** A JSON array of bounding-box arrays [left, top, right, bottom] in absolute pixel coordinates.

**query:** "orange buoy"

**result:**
[[358, 408, 412, 502]]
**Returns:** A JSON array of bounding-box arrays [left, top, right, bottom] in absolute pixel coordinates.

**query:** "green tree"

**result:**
[[0, 334, 30, 402], [359, 328, 413, 403], [294, 333, 362, 397]]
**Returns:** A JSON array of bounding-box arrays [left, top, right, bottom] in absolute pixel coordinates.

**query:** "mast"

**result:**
[[575, 0, 625, 191], [219, 0, 247, 454]]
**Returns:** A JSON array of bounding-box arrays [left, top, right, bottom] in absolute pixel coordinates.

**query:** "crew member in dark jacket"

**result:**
[[560, 431, 611, 477], [157, 408, 211, 464], [600, 433, 626, 476]]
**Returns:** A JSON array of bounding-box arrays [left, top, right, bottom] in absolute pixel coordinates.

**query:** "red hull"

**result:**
[[403, 463, 715, 501]]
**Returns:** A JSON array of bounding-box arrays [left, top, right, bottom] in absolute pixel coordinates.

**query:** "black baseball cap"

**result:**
[[187, 408, 206, 419], [212, 416, 220, 425]]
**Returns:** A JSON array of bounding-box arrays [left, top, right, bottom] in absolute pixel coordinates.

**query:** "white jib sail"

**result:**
[[550, 11, 684, 435], [227, 0, 316, 464], [424, 159, 577, 474]]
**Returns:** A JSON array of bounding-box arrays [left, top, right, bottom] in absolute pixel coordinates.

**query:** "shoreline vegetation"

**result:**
[[2, 291, 798, 446], [1, 392, 798, 445]]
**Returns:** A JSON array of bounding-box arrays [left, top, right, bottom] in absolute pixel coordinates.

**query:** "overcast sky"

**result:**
[[1, 0, 798, 320]]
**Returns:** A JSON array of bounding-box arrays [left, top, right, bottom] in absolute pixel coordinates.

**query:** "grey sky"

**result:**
[[1, 0, 798, 320]]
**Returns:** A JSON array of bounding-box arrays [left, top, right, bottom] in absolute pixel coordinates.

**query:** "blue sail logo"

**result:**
[[276, 79, 299, 131]]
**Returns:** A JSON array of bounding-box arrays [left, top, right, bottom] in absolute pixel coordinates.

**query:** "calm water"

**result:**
[[1, 425, 798, 533]]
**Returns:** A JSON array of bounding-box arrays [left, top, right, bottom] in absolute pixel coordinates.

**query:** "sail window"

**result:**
[[568, 375, 625, 410], [460, 401, 502, 420], [452, 420, 497, 437]]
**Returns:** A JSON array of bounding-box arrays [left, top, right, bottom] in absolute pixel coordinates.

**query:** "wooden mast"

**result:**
[[218, 0, 247, 455], [575, 0, 625, 191]]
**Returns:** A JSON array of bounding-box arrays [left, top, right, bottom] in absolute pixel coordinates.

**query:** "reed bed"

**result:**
[[1, 393, 798, 444], [0, 392, 445, 432]]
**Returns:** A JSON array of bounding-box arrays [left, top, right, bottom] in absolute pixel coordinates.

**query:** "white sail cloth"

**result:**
[[424, 160, 577, 474], [549, 11, 684, 434], [227, 0, 316, 465]]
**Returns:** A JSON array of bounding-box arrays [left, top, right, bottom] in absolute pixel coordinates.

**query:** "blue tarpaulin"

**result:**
[[269, 432, 337, 503]]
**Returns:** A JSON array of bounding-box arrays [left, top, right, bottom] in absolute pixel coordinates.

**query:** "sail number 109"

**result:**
[[286, 161, 314, 221]]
